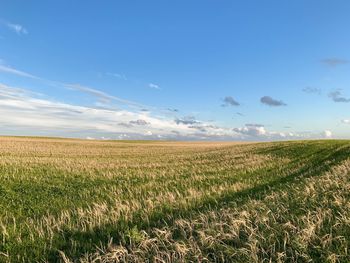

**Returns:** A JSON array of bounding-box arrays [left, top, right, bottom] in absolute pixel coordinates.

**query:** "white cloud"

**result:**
[[149, 83, 161, 90], [233, 124, 267, 137], [230, 124, 332, 141], [341, 119, 350, 124], [6, 23, 28, 35], [323, 130, 332, 138]]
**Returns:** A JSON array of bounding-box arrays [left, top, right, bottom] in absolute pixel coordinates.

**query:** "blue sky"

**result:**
[[0, 0, 350, 140]]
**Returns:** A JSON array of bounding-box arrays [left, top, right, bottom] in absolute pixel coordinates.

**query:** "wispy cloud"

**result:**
[[0, 64, 40, 79], [0, 61, 165, 117], [341, 119, 350, 124], [221, 96, 240, 107], [328, 90, 350, 103], [2, 21, 28, 35], [321, 58, 348, 67], [0, 62, 149, 109], [302, 86, 321, 95], [105, 72, 162, 92], [64, 83, 149, 109], [64, 83, 115, 104], [260, 96, 286, 107], [148, 83, 161, 90], [167, 108, 179, 113], [245, 123, 264, 127], [106, 72, 127, 80], [8, 23, 28, 35]]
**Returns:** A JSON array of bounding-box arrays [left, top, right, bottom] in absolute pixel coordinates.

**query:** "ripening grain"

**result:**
[[0, 137, 349, 262]]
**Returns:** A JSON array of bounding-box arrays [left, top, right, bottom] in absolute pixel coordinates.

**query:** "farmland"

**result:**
[[0, 137, 349, 262]]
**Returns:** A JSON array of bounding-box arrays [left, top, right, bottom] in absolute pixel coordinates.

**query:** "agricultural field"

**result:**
[[0, 137, 349, 262]]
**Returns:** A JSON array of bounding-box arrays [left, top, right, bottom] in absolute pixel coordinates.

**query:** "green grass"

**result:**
[[0, 137, 349, 262]]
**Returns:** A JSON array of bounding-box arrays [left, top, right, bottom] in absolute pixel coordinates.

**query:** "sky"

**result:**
[[0, 0, 350, 141]]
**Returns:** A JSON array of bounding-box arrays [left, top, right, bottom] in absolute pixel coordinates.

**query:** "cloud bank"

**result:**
[[0, 83, 327, 141]]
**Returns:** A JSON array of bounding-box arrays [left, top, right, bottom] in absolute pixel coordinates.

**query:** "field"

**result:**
[[0, 137, 349, 262]]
